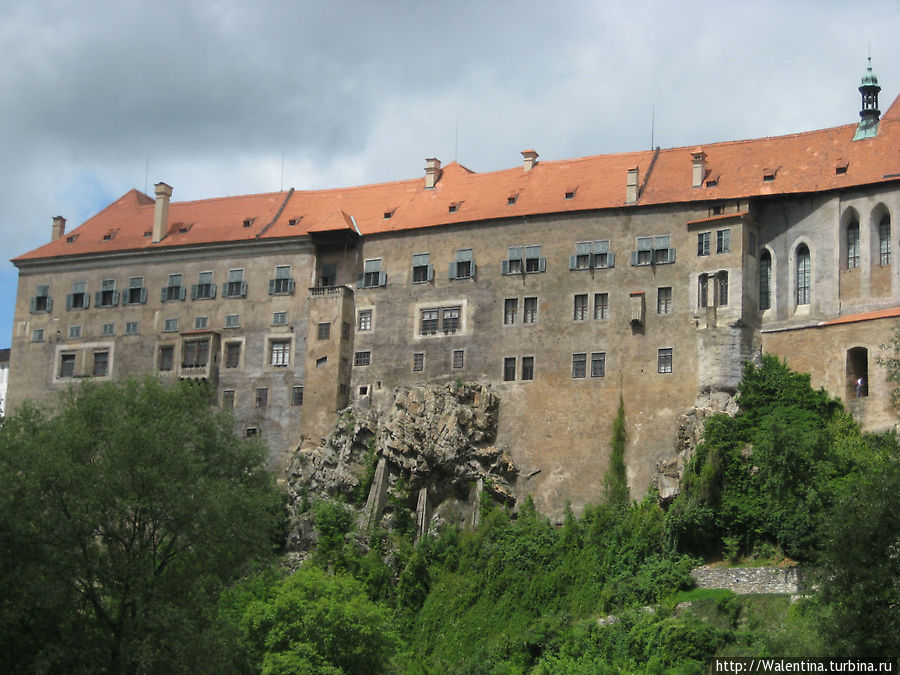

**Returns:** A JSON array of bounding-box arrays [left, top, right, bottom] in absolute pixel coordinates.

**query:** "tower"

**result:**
[[853, 57, 881, 140]]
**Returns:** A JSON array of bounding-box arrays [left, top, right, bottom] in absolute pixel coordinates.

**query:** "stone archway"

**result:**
[[846, 347, 869, 399]]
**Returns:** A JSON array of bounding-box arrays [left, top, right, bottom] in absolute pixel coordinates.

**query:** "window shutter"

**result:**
[[426, 264, 434, 282], [569, 255, 577, 270], [607, 251, 615, 268], [357, 273, 364, 287], [377, 271, 387, 287], [268, 279, 276, 295], [501, 260, 510, 275], [66, 294, 73, 310], [470, 263, 477, 281], [209, 284, 216, 299], [240, 281, 248, 297], [83, 295, 90, 308], [448, 262, 457, 279], [161, 288, 168, 302], [288, 279, 295, 294], [179, 286, 186, 301], [95, 291, 103, 306], [139, 287, 147, 304], [46, 297, 52, 311], [631, 251, 640, 266], [538, 257, 547, 273], [112, 291, 120, 306], [29, 297, 36, 313], [667, 248, 676, 264], [191, 284, 198, 300]]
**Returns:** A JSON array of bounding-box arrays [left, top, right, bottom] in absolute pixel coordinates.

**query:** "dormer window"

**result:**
[[762, 168, 777, 182], [835, 160, 849, 175], [565, 188, 577, 200], [383, 209, 395, 219], [288, 217, 302, 226], [66, 234, 79, 243], [448, 202, 461, 213], [706, 175, 720, 187], [507, 194, 518, 205], [242, 218, 255, 228]]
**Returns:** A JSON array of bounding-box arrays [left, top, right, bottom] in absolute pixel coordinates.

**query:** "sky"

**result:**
[[3, 0, 899, 347]]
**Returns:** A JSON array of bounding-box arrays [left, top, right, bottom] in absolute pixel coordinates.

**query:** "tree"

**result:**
[[0, 378, 283, 673], [604, 395, 629, 506]]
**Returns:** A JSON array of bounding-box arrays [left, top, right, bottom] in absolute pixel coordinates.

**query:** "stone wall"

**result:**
[[690, 565, 805, 595]]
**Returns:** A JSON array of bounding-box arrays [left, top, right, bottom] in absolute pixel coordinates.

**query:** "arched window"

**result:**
[[759, 250, 772, 310], [847, 221, 860, 269], [796, 245, 811, 305], [879, 214, 891, 265]]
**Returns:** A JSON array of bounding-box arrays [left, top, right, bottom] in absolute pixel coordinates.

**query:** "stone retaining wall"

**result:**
[[690, 566, 805, 594]]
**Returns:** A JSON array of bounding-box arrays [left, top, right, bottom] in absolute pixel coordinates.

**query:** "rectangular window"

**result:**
[[420, 309, 438, 334], [224, 269, 246, 298], [291, 386, 304, 406], [716, 229, 731, 254], [222, 389, 235, 409], [572, 353, 587, 379], [255, 388, 268, 408], [880, 220, 892, 265], [158, 345, 174, 371], [102, 322, 115, 336], [521, 356, 534, 381], [360, 259, 385, 288], [59, 353, 75, 378], [31, 328, 44, 342], [316, 323, 330, 340], [698, 274, 709, 309], [635, 237, 653, 265], [452, 349, 465, 369], [717, 272, 729, 306], [524, 245, 543, 272], [593, 293, 609, 320], [503, 245, 545, 274], [523, 297, 537, 323], [354, 351, 371, 366], [163, 318, 178, 332], [503, 357, 516, 382], [269, 265, 295, 295], [225, 314, 240, 328], [413, 353, 424, 372], [573, 241, 592, 270], [412, 253, 433, 283], [272, 311, 287, 326], [504, 246, 524, 275], [657, 287, 672, 314], [450, 248, 474, 279], [658, 348, 673, 374], [68, 325, 82, 339], [125, 277, 146, 305], [697, 232, 710, 256], [125, 321, 138, 335], [193, 271, 216, 300], [97, 279, 118, 308], [633, 235, 675, 265], [441, 306, 460, 332], [270, 339, 291, 367], [92, 351, 109, 377], [570, 240, 613, 270], [358, 309, 372, 331], [504, 298, 518, 325], [225, 341, 241, 368], [573, 294, 588, 321], [31, 284, 52, 313], [591, 352, 606, 378], [163, 273, 184, 302], [67, 281, 89, 310], [194, 316, 208, 330], [182, 339, 210, 368]]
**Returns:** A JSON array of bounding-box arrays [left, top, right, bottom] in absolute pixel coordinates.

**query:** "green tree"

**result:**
[[605, 395, 629, 506], [0, 378, 283, 673]]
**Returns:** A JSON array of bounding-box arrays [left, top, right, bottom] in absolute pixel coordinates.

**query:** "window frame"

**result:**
[[657, 347, 673, 374]]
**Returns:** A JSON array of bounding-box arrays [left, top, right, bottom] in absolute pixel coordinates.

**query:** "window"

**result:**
[[420, 309, 438, 334], [92, 351, 109, 377], [521, 356, 534, 381], [449, 248, 474, 279], [572, 353, 587, 379], [96, 279, 118, 308], [163, 318, 178, 332], [255, 388, 268, 408], [880, 215, 892, 265], [452, 349, 465, 369], [194, 316, 208, 330], [162, 273, 185, 302], [503, 357, 516, 382], [502, 245, 545, 274], [67, 281, 89, 310], [358, 309, 372, 331], [225, 341, 241, 368], [594, 293, 609, 320], [759, 251, 772, 310], [223, 269, 247, 298], [269, 265, 295, 295], [697, 232, 711, 256], [270, 339, 291, 367], [125, 277, 147, 305], [658, 348, 673, 374], [591, 352, 606, 378], [192, 271, 216, 300], [796, 245, 811, 305], [412, 253, 433, 283], [657, 287, 672, 314], [569, 240, 613, 269], [102, 323, 115, 336], [125, 321, 139, 335], [523, 297, 538, 323], [503, 298, 518, 325], [31, 284, 52, 313], [225, 314, 239, 328], [441, 306, 460, 332], [272, 311, 288, 326], [716, 229, 730, 254], [698, 274, 709, 308], [68, 325, 82, 339], [359, 259, 386, 288], [158, 345, 174, 371], [847, 222, 860, 269], [245, 427, 258, 438], [354, 351, 371, 366], [716, 272, 729, 306], [632, 235, 675, 265], [59, 353, 75, 378], [573, 294, 588, 321], [222, 389, 235, 409], [31, 328, 44, 342], [413, 353, 424, 372], [182, 339, 210, 368], [291, 386, 304, 406]]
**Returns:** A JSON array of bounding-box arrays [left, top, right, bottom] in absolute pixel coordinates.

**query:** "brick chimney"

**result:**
[[424, 158, 441, 189], [152, 182, 173, 243], [521, 149, 539, 172], [51, 215, 66, 242], [691, 149, 707, 188], [626, 167, 639, 204]]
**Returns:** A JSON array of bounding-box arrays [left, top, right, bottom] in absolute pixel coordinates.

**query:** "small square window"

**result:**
[[68, 325, 82, 339], [124, 321, 139, 335], [272, 311, 288, 326], [291, 386, 304, 406], [245, 427, 258, 438], [31, 329, 44, 342], [420, 308, 439, 334], [358, 309, 372, 331], [163, 318, 178, 332], [102, 323, 115, 336], [452, 349, 464, 369], [413, 353, 424, 372], [255, 387, 268, 408], [318, 322, 331, 340], [354, 351, 371, 367], [222, 389, 235, 409], [194, 316, 208, 330], [225, 314, 240, 329]]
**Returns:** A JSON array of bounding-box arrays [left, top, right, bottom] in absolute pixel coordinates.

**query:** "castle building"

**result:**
[[10, 64, 900, 514]]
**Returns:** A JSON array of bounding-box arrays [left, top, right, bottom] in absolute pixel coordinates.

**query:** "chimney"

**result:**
[[691, 149, 707, 188], [152, 182, 173, 243], [424, 158, 441, 189], [51, 215, 66, 242], [626, 167, 639, 204], [521, 149, 539, 172]]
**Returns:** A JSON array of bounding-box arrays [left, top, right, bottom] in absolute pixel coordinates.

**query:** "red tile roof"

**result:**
[[15, 94, 900, 263], [821, 306, 900, 326]]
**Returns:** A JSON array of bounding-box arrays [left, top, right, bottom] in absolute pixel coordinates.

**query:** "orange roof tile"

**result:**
[[821, 306, 900, 326]]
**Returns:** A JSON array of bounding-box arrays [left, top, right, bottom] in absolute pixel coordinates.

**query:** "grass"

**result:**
[[674, 587, 735, 603]]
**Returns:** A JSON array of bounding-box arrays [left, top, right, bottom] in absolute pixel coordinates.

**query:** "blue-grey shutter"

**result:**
[[471, 263, 477, 281], [501, 260, 510, 275], [240, 281, 248, 297], [161, 287, 168, 302], [667, 248, 676, 264], [46, 297, 52, 311], [222, 282, 228, 297], [209, 284, 216, 299], [140, 287, 147, 304], [569, 255, 577, 270], [191, 284, 198, 300], [66, 294, 73, 310], [448, 262, 457, 279], [357, 273, 364, 287], [111, 291, 120, 306], [268, 279, 276, 295], [95, 291, 103, 306], [426, 264, 434, 282], [179, 286, 186, 301], [631, 251, 640, 266], [30, 297, 36, 313], [377, 271, 387, 287], [83, 294, 90, 309], [607, 251, 615, 268], [538, 257, 547, 273]]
